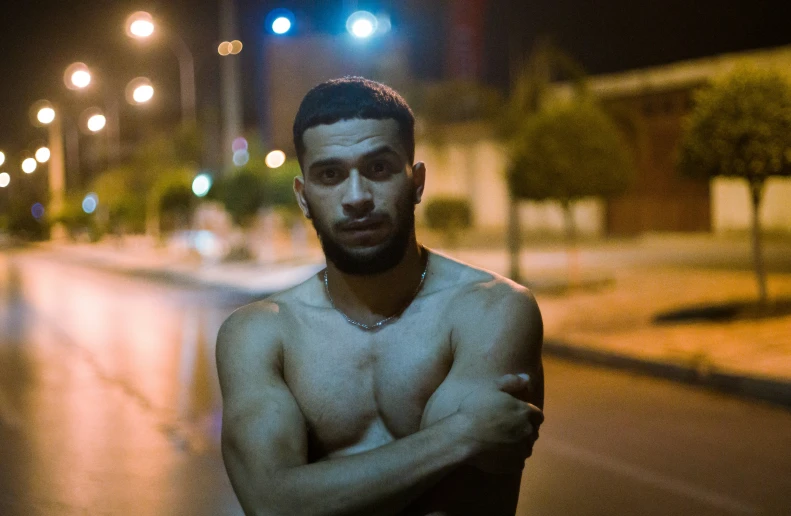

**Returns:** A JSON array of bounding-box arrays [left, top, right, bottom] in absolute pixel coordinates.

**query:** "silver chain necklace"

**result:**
[[323, 251, 429, 331]]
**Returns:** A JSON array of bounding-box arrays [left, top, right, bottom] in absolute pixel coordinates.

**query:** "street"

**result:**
[[1, 249, 790, 515]]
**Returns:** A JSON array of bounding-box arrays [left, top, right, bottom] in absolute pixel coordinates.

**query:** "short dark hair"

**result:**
[[293, 76, 415, 167]]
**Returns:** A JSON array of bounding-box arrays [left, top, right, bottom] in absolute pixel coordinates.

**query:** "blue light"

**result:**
[[266, 9, 294, 35], [82, 193, 98, 214], [31, 203, 45, 220], [272, 17, 291, 34]]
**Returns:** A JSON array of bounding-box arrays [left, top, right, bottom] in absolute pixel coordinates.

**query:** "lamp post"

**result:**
[[32, 101, 67, 239], [126, 11, 196, 124]]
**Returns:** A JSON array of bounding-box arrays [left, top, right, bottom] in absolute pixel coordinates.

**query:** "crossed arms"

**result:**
[[216, 284, 544, 516]]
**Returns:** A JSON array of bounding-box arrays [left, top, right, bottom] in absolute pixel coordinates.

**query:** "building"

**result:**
[[418, 45, 791, 237]]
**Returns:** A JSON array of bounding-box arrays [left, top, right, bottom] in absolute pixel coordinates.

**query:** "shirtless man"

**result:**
[[217, 77, 544, 516]]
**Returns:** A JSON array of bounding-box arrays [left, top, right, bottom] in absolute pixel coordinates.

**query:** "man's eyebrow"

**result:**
[[307, 145, 401, 171]]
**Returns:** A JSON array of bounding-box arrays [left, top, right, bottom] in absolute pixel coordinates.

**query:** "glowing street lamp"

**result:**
[[126, 77, 154, 105], [37, 106, 56, 125], [267, 8, 294, 35], [126, 11, 155, 39], [64, 62, 92, 90], [35, 146, 51, 163], [125, 10, 194, 122], [87, 114, 107, 133], [22, 157, 37, 174], [347, 11, 377, 39]]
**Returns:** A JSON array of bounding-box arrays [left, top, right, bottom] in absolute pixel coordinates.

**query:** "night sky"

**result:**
[[1, 0, 789, 161]]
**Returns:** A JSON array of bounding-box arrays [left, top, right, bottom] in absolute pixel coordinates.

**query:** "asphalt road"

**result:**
[[1, 250, 789, 515]]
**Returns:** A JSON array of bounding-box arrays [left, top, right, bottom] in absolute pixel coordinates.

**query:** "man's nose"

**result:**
[[341, 170, 374, 218]]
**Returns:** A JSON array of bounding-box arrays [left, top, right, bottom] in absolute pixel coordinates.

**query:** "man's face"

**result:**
[[294, 118, 425, 275]]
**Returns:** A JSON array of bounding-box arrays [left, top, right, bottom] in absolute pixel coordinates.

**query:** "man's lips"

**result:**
[[338, 218, 387, 231]]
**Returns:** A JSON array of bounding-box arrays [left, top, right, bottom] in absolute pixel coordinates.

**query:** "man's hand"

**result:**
[[458, 373, 543, 473]]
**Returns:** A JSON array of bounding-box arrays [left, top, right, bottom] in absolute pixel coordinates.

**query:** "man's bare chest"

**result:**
[[282, 302, 454, 460]]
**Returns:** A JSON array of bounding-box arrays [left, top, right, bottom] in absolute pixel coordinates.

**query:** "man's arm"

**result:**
[[413, 280, 544, 514], [217, 301, 528, 516]]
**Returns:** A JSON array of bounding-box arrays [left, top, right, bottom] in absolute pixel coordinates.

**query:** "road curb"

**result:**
[[544, 340, 791, 409]]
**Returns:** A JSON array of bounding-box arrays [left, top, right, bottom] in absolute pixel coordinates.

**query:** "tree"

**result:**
[[678, 67, 791, 307], [508, 100, 633, 285], [508, 100, 633, 239], [501, 38, 589, 282]]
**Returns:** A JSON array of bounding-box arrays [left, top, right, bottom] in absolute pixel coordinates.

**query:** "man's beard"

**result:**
[[305, 194, 416, 275]]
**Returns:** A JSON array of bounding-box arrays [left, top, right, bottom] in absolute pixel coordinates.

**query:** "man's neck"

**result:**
[[325, 240, 427, 326]]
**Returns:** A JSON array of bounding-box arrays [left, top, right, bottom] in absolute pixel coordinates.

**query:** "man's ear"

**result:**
[[412, 162, 426, 204], [293, 175, 311, 219]]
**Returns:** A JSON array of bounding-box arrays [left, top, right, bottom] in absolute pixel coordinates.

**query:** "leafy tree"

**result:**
[[501, 38, 589, 282], [678, 67, 791, 306], [508, 100, 633, 241], [220, 167, 268, 227]]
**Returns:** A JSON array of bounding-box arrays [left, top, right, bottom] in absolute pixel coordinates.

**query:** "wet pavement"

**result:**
[[1, 248, 791, 515]]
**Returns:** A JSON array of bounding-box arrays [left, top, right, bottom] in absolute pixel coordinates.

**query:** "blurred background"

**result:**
[[0, 0, 790, 515]]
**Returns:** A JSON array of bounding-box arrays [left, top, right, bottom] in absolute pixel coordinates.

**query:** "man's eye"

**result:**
[[320, 168, 340, 181], [369, 161, 390, 176]]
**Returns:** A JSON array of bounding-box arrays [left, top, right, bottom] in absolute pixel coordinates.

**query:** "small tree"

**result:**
[[678, 67, 791, 307], [508, 100, 633, 283]]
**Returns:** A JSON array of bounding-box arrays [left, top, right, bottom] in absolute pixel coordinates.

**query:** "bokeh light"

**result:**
[[267, 8, 294, 35], [127, 12, 155, 38], [64, 62, 92, 90], [35, 146, 51, 163], [347, 11, 377, 38], [87, 114, 107, 133], [82, 193, 98, 214], [218, 42, 232, 56], [127, 77, 154, 105], [22, 158, 37, 174], [0, 152, 5, 167], [192, 173, 212, 197], [265, 150, 286, 168], [133, 85, 154, 103], [0, 172, 9, 188], [233, 149, 250, 167], [37, 107, 56, 125], [31, 203, 45, 220], [232, 137, 248, 152], [272, 17, 291, 34], [71, 70, 91, 88]]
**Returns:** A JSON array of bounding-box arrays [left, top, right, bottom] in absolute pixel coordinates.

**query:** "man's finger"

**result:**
[[496, 373, 531, 394]]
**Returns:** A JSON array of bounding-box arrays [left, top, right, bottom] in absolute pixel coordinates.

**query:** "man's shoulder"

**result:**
[[216, 272, 323, 357], [426, 250, 541, 338], [427, 249, 535, 308]]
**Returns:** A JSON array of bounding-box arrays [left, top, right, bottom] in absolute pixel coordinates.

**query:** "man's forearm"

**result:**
[[258, 413, 476, 516]]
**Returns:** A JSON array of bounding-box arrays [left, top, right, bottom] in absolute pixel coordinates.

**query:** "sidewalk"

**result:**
[[36, 236, 791, 408]]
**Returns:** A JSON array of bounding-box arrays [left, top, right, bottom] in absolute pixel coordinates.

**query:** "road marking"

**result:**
[[541, 437, 760, 514]]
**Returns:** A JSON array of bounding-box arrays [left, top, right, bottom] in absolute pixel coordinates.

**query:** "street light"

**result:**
[[347, 11, 377, 39], [86, 114, 107, 133], [22, 157, 37, 174], [126, 77, 154, 105], [267, 8, 294, 35], [64, 62, 92, 90], [126, 11, 195, 122], [126, 11, 154, 38], [35, 146, 51, 163], [37, 106, 56, 125]]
